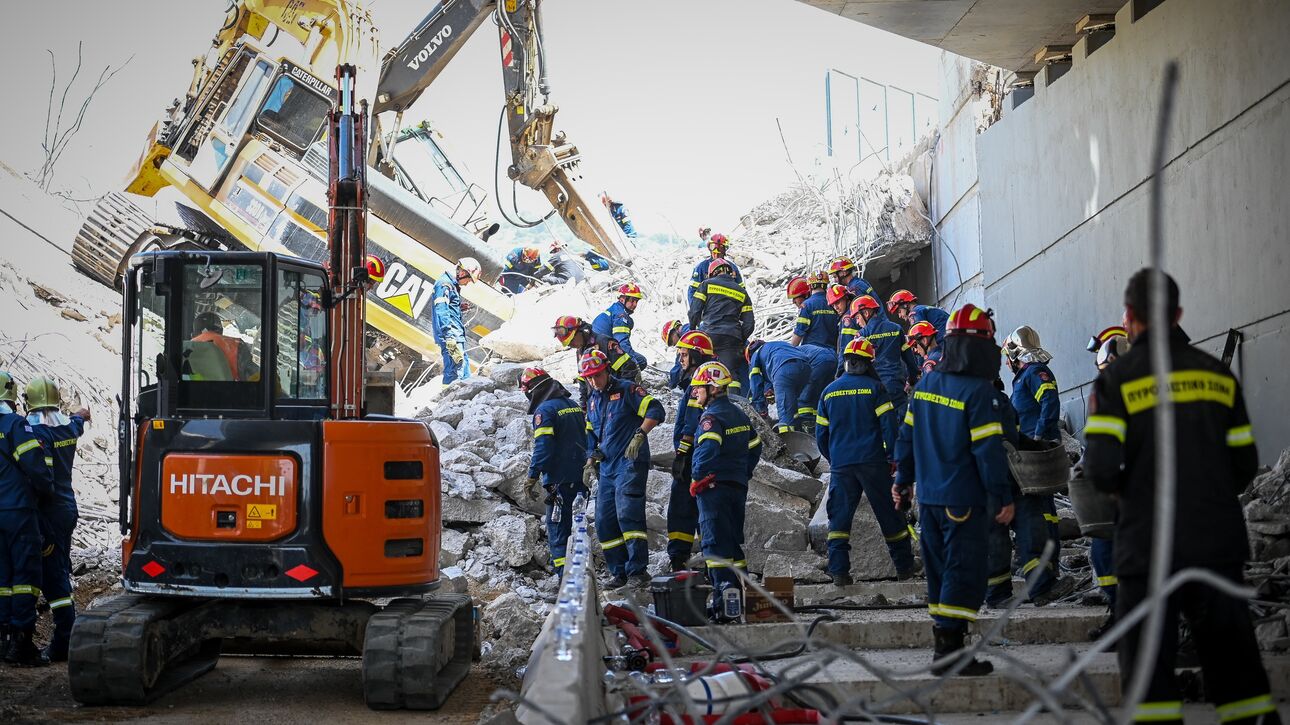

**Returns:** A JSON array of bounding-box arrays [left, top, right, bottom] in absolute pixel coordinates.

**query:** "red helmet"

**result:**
[[549, 239, 565, 253], [786, 277, 810, 300], [744, 339, 765, 363], [807, 271, 829, 289], [617, 282, 643, 299], [907, 321, 938, 343], [552, 315, 582, 347], [676, 330, 715, 357], [850, 295, 881, 317], [843, 337, 876, 360], [579, 349, 610, 377], [946, 304, 996, 339], [708, 258, 734, 277], [1087, 325, 1128, 353], [826, 283, 852, 307], [662, 320, 685, 346], [521, 246, 541, 263], [887, 289, 918, 314], [364, 254, 386, 284], [690, 361, 734, 389], [828, 257, 856, 276], [707, 234, 729, 254], [518, 367, 551, 394]]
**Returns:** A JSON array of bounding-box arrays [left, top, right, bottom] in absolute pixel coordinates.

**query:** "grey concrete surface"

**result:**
[[796, 579, 928, 605]]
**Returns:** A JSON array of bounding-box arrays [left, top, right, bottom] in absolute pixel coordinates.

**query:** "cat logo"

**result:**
[[373, 261, 435, 319]]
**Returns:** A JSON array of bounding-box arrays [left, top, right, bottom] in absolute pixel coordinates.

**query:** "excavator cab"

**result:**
[[69, 249, 475, 710]]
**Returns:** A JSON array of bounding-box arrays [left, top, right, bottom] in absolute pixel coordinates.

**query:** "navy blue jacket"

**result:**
[[793, 291, 840, 349], [431, 272, 464, 341], [815, 373, 895, 467], [688, 274, 755, 342], [846, 276, 878, 302], [920, 346, 943, 374], [0, 410, 55, 510], [502, 248, 543, 280], [747, 341, 809, 414], [911, 305, 950, 342], [1011, 362, 1061, 441], [593, 301, 647, 368], [860, 316, 913, 394], [692, 396, 762, 486], [529, 395, 587, 484], [688, 258, 743, 306], [673, 386, 705, 454], [29, 413, 83, 509], [586, 377, 665, 460], [895, 371, 1011, 507]]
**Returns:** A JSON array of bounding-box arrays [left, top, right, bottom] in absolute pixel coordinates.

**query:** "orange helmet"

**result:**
[[946, 304, 996, 339], [579, 349, 610, 377], [807, 271, 829, 289], [1087, 325, 1128, 353], [662, 320, 685, 346], [843, 337, 876, 360], [745, 339, 765, 363], [690, 361, 734, 389], [676, 330, 715, 357], [617, 282, 643, 299], [786, 277, 810, 300], [708, 258, 734, 277], [364, 254, 386, 284], [521, 246, 541, 263], [907, 321, 938, 343], [552, 315, 582, 347], [826, 283, 852, 307], [518, 367, 551, 394], [829, 257, 856, 276], [887, 289, 917, 314], [851, 295, 881, 317], [708, 234, 730, 255]]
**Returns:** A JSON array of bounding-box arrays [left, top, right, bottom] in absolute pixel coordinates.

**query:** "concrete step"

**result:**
[[795, 579, 926, 606], [689, 604, 1108, 652]]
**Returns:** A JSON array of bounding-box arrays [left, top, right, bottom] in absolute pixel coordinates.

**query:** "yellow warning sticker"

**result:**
[[246, 520, 262, 529], [247, 504, 277, 521]]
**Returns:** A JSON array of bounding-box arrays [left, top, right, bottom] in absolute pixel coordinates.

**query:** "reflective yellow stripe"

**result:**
[[740, 305, 753, 313], [13, 439, 41, 457], [707, 284, 746, 303], [693, 292, 707, 301], [612, 354, 631, 371], [827, 531, 850, 540], [795, 317, 810, 325], [1096, 575, 1118, 587], [929, 603, 978, 621], [0, 587, 11, 596], [677, 440, 692, 453], [612, 326, 632, 334], [534, 426, 555, 438], [825, 388, 873, 400], [945, 508, 972, 523], [622, 530, 648, 541], [1043, 513, 1060, 524], [49, 597, 74, 609], [775, 425, 793, 433], [874, 402, 893, 416], [913, 390, 965, 410], [728, 381, 742, 390], [687, 398, 704, 408], [637, 395, 656, 418], [904, 410, 914, 426], [841, 328, 858, 336], [553, 557, 566, 567], [705, 559, 731, 568], [1226, 424, 1255, 447], [796, 407, 815, 416], [734, 560, 747, 568], [585, 421, 593, 431], [1034, 382, 1057, 402], [1086, 415, 1127, 443], [11, 584, 41, 596], [1121, 370, 1236, 414], [600, 537, 625, 550], [750, 366, 761, 376], [1216, 694, 1276, 722], [815, 416, 829, 427], [689, 281, 701, 289], [44, 457, 54, 466], [668, 531, 696, 543], [970, 422, 1003, 442], [988, 573, 1012, 586], [747, 436, 761, 449], [1133, 701, 1183, 722], [884, 529, 910, 542], [1021, 558, 1043, 574], [697, 432, 723, 445]]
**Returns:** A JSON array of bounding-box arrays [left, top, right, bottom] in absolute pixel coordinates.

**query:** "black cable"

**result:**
[[493, 105, 556, 228]]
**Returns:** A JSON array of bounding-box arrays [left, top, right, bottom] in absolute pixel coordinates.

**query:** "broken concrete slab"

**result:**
[[442, 496, 513, 525], [753, 462, 824, 504], [482, 514, 543, 568]]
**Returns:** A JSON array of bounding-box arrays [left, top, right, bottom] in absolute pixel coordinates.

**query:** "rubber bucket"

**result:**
[[1004, 441, 1071, 495], [1067, 475, 1116, 539]]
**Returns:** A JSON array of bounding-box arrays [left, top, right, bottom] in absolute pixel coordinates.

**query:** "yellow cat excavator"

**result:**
[[72, 0, 631, 381]]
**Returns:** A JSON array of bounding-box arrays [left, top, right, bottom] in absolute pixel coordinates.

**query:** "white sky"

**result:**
[[0, 0, 939, 236]]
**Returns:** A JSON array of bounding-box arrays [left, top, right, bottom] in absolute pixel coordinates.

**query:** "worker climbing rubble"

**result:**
[[664, 330, 716, 572], [520, 367, 586, 581], [594, 283, 649, 371], [688, 258, 755, 392]]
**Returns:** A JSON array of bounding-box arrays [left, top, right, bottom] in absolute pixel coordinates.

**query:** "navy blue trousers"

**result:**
[[39, 504, 77, 648], [596, 454, 649, 578], [797, 346, 837, 427], [697, 483, 747, 595], [825, 463, 914, 576], [666, 453, 698, 561], [0, 509, 42, 632], [920, 503, 987, 632], [545, 482, 586, 576], [769, 361, 810, 433], [1090, 537, 1117, 605], [986, 492, 1059, 603]]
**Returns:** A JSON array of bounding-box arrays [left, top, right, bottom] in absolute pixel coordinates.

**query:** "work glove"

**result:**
[[671, 447, 691, 480], [689, 473, 716, 497], [524, 475, 541, 497], [583, 460, 597, 487], [444, 338, 465, 366], [892, 484, 913, 512], [624, 429, 647, 460]]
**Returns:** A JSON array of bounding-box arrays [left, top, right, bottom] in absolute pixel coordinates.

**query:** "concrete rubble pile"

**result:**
[[1242, 446, 1290, 652]]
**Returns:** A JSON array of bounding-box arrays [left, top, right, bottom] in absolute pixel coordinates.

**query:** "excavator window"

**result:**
[[274, 268, 328, 402], [132, 274, 167, 419], [256, 76, 330, 151], [177, 263, 266, 412]]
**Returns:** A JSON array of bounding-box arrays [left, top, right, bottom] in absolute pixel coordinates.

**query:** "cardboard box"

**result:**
[[744, 576, 794, 623]]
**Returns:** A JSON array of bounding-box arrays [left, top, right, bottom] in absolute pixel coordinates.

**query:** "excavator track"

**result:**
[[362, 593, 475, 710], [68, 594, 223, 705], [71, 192, 157, 289]]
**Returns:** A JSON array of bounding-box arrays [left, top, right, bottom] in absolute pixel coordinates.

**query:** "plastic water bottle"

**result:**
[[554, 610, 573, 662], [550, 493, 562, 524]]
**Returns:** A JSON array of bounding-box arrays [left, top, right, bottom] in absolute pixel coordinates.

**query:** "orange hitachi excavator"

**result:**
[[68, 66, 473, 710]]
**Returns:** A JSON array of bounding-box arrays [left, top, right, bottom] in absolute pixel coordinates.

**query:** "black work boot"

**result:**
[[669, 557, 690, 573], [5, 631, 50, 668], [1088, 608, 1116, 645], [831, 572, 854, 587], [605, 574, 628, 590], [1031, 576, 1077, 606], [930, 626, 993, 677]]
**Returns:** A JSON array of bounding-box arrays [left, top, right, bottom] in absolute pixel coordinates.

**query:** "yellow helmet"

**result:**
[[0, 371, 16, 404], [23, 375, 62, 411]]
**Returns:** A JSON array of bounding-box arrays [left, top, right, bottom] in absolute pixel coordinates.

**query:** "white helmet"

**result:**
[[457, 257, 482, 281], [1003, 325, 1052, 364]]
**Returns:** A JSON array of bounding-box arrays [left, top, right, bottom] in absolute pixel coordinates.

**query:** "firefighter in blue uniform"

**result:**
[[593, 283, 648, 369], [431, 257, 481, 385], [24, 377, 87, 662], [816, 338, 916, 586], [745, 340, 811, 434], [552, 315, 642, 406], [520, 368, 587, 580], [0, 371, 56, 666], [854, 295, 920, 426], [907, 321, 942, 375], [828, 257, 879, 303], [798, 344, 838, 433], [1002, 325, 1075, 605], [688, 259, 755, 392], [601, 193, 637, 238], [791, 277, 842, 350], [836, 297, 862, 374], [687, 234, 743, 307], [889, 290, 950, 342], [499, 246, 543, 294], [1082, 325, 1128, 640], [581, 350, 665, 589], [665, 331, 715, 571], [895, 304, 1013, 676], [689, 361, 762, 622], [1085, 269, 1280, 725]]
